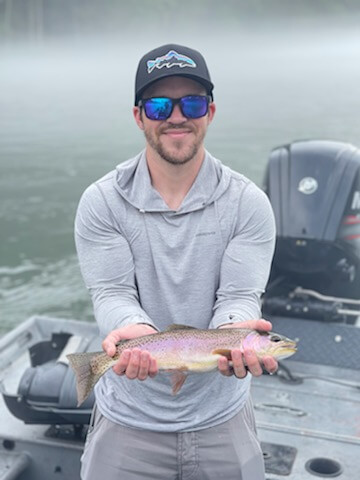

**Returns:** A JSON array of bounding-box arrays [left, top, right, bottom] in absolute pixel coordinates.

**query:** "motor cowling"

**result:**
[[263, 140, 360, 301]]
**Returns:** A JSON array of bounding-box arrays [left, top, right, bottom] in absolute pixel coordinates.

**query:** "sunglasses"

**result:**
[[138, 95, 211, 121]]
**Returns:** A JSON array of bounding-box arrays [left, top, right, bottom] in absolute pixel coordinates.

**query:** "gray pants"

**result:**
[[81, 397, 265, 480]]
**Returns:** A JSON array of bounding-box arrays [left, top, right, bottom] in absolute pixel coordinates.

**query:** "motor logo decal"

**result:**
[[351, 191, 360, 210], [298, 177, 318, 195], [147, 50, 196, 74]]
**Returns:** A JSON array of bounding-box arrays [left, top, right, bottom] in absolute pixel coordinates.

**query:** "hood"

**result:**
[[113, 150, 232, 214]]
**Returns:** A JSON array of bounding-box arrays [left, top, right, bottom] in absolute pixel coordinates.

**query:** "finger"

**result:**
[[243, 319, 272, 331], [125, 349, 141, 379], [102, 333, 119, 357], [102, 325, 158, 356], [262, 356, 278, 375], [256, 318, 273, 331], [224, 319, 273, 332], [243, 349, 263, 376], [121, 324, 158, 339], [148, 357, 158, 378], [112, 350, 131, 375], [137, 351, 151, 381], [231, 349, 247, 379], [218, 356, 233, 376]]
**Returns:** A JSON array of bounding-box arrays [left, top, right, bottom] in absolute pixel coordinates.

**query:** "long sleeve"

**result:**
[[209, 182, 276, 329], [74, 183, 157, 338], [78, 155, 272, 432]]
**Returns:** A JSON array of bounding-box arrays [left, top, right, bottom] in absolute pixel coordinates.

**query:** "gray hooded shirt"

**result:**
[[75, 150, 276, 432]]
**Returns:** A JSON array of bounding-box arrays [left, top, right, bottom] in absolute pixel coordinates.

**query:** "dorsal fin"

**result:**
[[165, 324, 197, 332]]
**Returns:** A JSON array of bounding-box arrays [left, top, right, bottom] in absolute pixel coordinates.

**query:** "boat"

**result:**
[[1, 140, 359, 479]]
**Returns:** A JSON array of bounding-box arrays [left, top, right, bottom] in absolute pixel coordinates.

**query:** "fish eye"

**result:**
[[270, 334, 282, 343]]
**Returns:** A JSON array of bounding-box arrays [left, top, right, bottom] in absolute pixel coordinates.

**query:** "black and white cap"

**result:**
[[134, 44, 214, 105]]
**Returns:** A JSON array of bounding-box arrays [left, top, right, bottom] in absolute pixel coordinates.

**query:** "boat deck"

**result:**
[[0, 315, 359, 479]]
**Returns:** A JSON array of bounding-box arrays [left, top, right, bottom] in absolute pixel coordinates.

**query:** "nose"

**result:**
[[168, 103, 187, 123]]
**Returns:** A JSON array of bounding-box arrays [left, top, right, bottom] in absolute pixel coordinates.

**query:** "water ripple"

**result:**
[[0, 256, 94, 335]]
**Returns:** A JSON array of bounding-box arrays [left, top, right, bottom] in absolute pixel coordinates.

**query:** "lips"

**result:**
[[165, 131, 191, 139], [161, 127, 194, 138]]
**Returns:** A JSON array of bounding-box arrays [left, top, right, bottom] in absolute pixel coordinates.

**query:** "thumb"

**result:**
[[233, 318, 272, 331], [102, 331, 122, 357], [253, 318, 272, 331]]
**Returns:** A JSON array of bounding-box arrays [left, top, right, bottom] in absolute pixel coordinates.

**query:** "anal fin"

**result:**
[[170, 371, 188, 395]]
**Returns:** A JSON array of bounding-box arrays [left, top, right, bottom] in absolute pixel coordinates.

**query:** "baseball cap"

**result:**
[[134, 44, 214, 105]]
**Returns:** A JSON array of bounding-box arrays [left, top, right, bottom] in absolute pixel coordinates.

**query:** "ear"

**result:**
[[207, 102, 216, 125], [133, 106, 144, 130]]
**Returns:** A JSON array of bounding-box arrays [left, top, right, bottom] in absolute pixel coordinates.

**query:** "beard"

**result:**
[[143, 123, 206, 166]]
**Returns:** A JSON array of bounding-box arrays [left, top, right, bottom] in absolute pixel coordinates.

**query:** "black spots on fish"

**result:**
[[165, 324, 198, 331]]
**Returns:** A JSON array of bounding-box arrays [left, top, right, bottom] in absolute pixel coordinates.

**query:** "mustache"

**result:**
[[159, 122, 195, 133]]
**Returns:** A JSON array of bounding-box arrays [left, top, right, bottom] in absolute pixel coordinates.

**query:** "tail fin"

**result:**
[[67, 352, 106, 406]]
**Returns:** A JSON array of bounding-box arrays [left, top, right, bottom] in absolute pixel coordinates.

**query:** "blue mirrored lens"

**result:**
[[180, 96, 208, 118], [143, 96, 209, 120], [144, 98, 173, 120]]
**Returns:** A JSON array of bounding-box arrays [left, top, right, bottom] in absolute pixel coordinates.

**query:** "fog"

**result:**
[[1, 14, 360, 330]]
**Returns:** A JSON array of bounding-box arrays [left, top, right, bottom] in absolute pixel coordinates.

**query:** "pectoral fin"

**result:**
[[212, 349, 232, 360], [170, 371, 188, 395]]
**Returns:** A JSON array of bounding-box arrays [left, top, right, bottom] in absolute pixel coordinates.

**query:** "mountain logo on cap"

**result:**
[[147, 50, 196, 74]]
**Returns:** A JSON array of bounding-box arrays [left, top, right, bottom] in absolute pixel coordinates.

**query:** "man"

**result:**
[[75, 43, 277, 479]]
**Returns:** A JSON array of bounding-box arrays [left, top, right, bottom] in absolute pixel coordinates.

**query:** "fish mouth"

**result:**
[[273, 341, 297, 359], [282, 341, 297, 350]]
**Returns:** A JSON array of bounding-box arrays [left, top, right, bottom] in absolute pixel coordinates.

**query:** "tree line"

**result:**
[[1, 0, 359, 42]]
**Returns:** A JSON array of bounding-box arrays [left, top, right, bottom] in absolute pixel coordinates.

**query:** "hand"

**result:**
[[102, 324, 158, 381], [218, 319, 278, 378]]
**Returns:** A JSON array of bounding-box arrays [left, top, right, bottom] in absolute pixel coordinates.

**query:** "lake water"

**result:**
[[1, 31, 360, 335]]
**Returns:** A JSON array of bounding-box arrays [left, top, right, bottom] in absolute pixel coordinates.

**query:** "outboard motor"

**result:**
[[263, 140, 360, 323]]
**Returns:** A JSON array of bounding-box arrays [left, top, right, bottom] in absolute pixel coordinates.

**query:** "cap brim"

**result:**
[[135, 73, 214, 105]]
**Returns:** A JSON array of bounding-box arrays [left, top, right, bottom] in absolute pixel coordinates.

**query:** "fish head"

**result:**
[[243, 331, 297, 360]]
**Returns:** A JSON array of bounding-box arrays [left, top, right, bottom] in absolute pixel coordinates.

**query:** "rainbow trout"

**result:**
[[67, 324, 297, 406]]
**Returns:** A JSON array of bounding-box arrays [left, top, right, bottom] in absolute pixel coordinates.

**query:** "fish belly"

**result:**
[[157, 354, 220, 373]]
